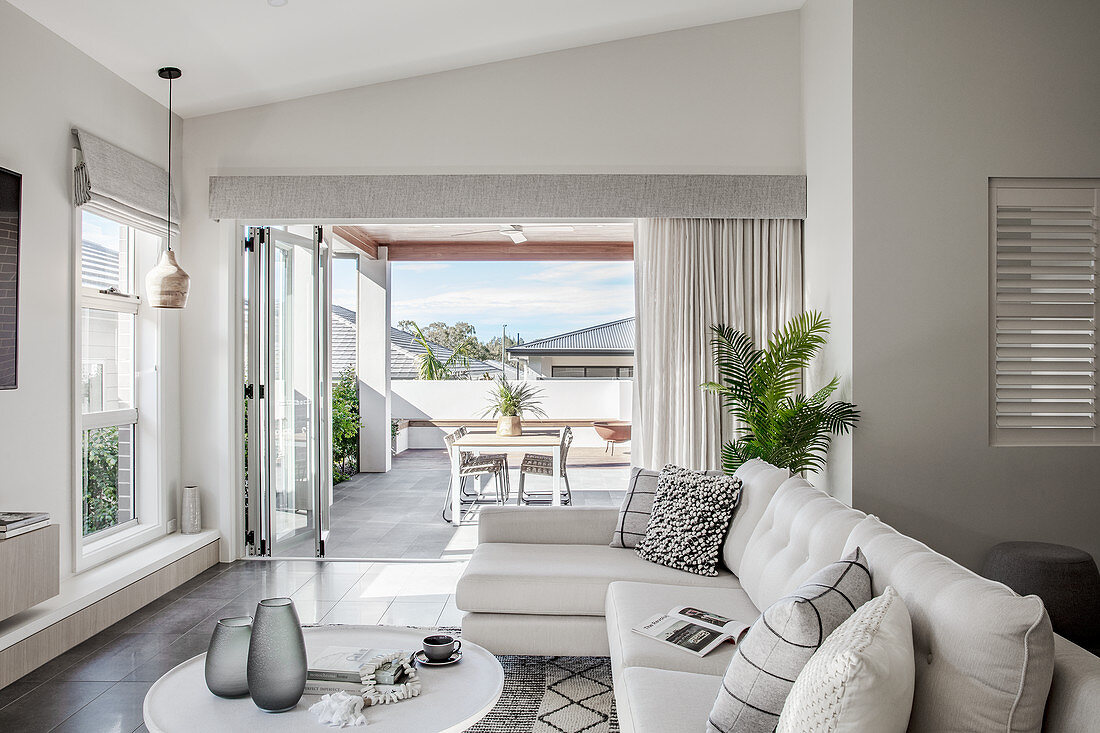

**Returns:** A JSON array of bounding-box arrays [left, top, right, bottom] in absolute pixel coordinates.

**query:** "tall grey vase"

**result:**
[[205, 616, 252, 698], [247, 598, 307, 712]]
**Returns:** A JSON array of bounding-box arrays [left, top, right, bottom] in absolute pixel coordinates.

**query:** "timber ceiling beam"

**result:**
[[385, 240, 633, 261], [333, 225, 379, 259]]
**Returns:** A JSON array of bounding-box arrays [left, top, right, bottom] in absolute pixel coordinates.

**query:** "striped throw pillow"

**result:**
[[707, 548, 872, 733], [609, 467, 659, 549]]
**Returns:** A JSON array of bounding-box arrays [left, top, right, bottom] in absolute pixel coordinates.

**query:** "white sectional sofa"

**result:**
[[456, 459, 1100, 732]]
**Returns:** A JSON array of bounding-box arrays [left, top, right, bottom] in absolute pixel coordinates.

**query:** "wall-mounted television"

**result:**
[[0, 166, 20, 390]]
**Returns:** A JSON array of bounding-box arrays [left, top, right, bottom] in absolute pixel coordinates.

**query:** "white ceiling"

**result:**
[[9, 0, 803, 117]]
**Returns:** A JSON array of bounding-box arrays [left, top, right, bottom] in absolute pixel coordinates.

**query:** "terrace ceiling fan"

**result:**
[[450, 224, 576, 244]]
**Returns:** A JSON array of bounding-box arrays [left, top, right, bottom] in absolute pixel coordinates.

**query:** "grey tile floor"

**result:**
[[277, 448, 629, 559], [0, 559, 469, 732]]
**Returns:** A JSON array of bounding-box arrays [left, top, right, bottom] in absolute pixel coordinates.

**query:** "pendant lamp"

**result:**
[[145, 66, 190, 309]]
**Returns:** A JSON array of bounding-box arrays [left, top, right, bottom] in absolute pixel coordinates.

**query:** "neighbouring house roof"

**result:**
[[331, 305, 358, 379], [507, 317, 635, 357], [332, 305, 505, 380], [390, 326, 503, 380]]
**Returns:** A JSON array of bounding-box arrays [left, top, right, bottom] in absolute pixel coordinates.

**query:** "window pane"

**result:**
[[552, 366, 585, 378], [81, 210, 131, 291], [82, 424, 135, 536], [619, 367, 634, 378], [585, 367, 618, 378], [81, 308, 134, 412]]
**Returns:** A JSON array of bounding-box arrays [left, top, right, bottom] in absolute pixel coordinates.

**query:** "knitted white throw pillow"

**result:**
[[776, 585, 915, 733]]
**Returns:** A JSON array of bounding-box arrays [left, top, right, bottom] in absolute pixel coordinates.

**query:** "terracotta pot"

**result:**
[[496, 416, 522, 436]]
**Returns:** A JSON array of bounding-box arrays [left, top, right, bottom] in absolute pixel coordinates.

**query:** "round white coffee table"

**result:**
[[143, 626, 504, 733]]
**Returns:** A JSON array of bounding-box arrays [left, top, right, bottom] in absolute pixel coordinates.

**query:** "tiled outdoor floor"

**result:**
[[0, 559, 468, 732], [278, 448, 629, 559]]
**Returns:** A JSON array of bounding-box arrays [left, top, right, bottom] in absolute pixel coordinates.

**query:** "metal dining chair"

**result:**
[[517, 426, 573, 506], [442, 426, 510, 522]]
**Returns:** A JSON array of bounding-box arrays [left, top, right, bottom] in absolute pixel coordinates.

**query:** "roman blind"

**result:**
[[72, 128, 179, 237], [991, 179, 1099, 445]]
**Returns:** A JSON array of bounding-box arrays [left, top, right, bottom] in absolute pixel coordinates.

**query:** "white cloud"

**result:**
[[519, 261, 633, 284], [393, 262, 451, 272], [393, 281, 633, 322], [332, 287, 357, 309]]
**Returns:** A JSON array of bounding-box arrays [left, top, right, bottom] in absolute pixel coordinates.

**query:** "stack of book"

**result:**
[[0, 512, 50, 540], [305, 646, 416, 695]]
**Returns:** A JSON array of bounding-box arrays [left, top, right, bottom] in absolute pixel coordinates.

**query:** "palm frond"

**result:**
[[707, 310, 859, 476]]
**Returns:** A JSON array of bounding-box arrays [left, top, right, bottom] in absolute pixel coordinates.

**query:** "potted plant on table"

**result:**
[[483, 377, 547, 436]]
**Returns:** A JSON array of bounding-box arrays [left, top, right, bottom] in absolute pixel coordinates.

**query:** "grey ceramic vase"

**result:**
[[205, 616, 252, 698], [246, 598, 307, 712]]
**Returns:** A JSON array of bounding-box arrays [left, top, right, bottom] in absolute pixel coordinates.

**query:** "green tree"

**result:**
[[83, 427, 121, 535], [332, 365, 360, 484], [701, 311, 860, 475]]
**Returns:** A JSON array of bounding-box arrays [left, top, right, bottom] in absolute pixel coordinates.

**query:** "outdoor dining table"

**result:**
[[449, 428, 565, 526]]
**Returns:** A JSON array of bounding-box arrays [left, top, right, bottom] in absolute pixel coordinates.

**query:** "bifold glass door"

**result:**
[[245, 226, 332, 557]]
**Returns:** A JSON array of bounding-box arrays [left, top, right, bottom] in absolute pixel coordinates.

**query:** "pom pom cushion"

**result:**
[[634, 465, 742, 577], [776, 585, 915, 733], [707, 548, 872, 733]]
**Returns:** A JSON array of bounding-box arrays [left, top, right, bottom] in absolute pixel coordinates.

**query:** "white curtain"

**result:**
[[632, 218, 803, 471]]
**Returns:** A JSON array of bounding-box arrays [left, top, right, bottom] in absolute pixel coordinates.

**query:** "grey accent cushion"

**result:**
[[634, 465, 743, 577], [707, 547, 872, 733], [610, 467, 659, 549]]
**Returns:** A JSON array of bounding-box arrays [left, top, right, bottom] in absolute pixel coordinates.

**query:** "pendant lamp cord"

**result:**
[[166, 76, 173, 252]]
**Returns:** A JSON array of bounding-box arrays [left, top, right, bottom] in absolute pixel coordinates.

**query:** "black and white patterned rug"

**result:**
[[468, 655, 619, 733]]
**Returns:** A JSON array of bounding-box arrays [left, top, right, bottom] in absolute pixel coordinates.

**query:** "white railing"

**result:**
[[391, 379, 632, 448]]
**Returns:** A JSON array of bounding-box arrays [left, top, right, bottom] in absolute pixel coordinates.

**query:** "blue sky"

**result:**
[[332, 260, 634, 343]]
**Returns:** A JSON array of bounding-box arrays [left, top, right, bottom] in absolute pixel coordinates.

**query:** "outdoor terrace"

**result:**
[[319, 447, 630, 560]]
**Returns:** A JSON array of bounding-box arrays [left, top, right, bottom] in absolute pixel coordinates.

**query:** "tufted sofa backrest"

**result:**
[[844, 517, 1054, 733], [722, 460, 791, 575], [737, 477, 867, 611]]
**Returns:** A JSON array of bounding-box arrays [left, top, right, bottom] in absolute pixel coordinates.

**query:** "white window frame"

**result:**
[[73, 205, 169, 572], [989, 178, 1099, 447]]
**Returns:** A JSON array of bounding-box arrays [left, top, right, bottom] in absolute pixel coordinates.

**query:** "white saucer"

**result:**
[[414, 649, 462, 666]]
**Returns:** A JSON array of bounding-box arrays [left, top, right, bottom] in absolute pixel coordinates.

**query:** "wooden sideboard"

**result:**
[[0, 524, 60, 621]]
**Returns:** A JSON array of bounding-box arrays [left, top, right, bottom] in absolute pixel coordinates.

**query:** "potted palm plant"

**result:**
[[483, 377, 547, 436], [702, 311, 860, 475]]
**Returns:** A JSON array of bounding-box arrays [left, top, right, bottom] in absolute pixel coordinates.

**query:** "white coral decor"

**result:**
[[309, 651, 422, 728], [309, 691, 367, 728]]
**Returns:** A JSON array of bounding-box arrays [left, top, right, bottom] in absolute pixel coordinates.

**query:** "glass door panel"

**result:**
[[245, 226, 330, 557]]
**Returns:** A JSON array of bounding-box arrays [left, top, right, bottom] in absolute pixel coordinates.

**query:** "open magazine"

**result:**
[[632, 606, 751, 657]]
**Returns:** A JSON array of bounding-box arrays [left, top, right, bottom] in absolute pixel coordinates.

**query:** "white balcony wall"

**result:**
[[392, 379, 632, 449]]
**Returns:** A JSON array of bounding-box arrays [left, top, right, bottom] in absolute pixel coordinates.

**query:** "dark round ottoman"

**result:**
[[983, 541, 1100, 654]]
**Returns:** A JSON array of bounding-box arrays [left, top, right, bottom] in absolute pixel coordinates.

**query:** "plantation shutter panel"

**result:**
[[991, 180, 1099, 445]]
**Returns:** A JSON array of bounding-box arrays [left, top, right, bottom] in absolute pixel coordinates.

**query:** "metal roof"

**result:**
[[508, 317, 634, 356]]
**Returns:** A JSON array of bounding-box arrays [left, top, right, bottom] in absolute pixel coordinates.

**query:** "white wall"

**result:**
[[799, 0, 854, 503], [851, 0, 1100, 569], [179, 13, 805, 559], [393, 379, 632, 449], [0, 1, 181, 578]]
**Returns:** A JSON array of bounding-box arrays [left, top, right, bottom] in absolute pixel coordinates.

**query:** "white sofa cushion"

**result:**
[[738, 478, 867, 610], [845, 517, 1054, 733], [606, 581, 761, 677], [721, 462, 789, 574], [609, 467, 660, 549], [456, 543, 740, 616], [708, 548, 873, 733], [617, 667, 723, 733], [777, 585, 915, 733]]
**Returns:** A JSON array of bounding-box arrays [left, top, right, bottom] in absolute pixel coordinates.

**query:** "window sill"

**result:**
[[77, 521, 167, 574], [0, 529, 219, 653]]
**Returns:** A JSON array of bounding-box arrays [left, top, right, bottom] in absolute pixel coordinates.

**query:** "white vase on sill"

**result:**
[[181, 485, 201, 534]]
